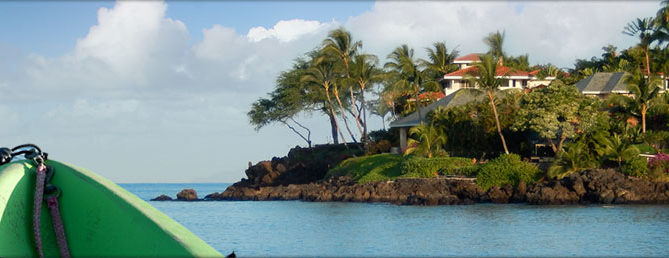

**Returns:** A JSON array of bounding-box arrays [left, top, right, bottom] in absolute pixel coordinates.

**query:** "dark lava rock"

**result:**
[[216, 176, 479, 206], [151, 194, 173, 201], [215, 158, 669, 206], [241, 144, 364, 189], [176, 189, 198, 201]]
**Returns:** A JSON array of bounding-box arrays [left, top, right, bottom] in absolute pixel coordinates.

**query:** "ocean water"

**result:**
[[121, 183, 669, 257]]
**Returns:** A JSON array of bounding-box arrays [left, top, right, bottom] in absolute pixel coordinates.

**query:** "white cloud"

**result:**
[[347, 1, 658, 68], [73, 1, 188, 84], [247, 19, 326, 43]]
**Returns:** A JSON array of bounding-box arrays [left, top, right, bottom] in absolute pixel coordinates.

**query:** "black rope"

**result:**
[[0, 143, 47, 166]]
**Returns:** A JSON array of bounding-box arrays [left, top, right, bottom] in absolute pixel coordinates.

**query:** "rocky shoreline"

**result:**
[[155, 169, 669, 205]]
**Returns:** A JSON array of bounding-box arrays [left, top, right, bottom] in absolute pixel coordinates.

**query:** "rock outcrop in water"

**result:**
[[526, 169, 669, 205], [205, 169, 669, 205], [176, 189, 198, 201], [151, 194, 173, 201]]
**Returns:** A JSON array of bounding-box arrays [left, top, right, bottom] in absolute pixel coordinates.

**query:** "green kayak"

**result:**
[[0, 159, 222, 257]]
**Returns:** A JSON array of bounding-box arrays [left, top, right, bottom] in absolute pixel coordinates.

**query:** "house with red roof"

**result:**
[[440, 54, 555, 96], [388, 53, 556, 149]]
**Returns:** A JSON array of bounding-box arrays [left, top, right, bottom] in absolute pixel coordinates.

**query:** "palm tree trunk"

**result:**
[[645, 47, 651, 78], [489, 92, 509, 154], [350, 86, 364, 137], [547, 139, 558, 155], [556, 133, 567, 157], [326, 90, 347, 147], [361, 86, 368, 142], [414, 84, 423, 124], [328, 112, 339, 144], [381, 113, 386, 130], [333, 85, 358, 144], [642, 104, 647, 133]]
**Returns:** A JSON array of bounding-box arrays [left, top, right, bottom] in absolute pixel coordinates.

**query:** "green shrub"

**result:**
[[648, 153, 669, 181], [400, 156, 475, 178], [367, 140, 392, 155], [454, 165, 480, 177], [368, 129, 397, 144], [376, 140, 392, 153], [621, 156, 648, 177], [326, 153, 402, 183], [476, 154, 541, 190], [634, 143, 657, 155]]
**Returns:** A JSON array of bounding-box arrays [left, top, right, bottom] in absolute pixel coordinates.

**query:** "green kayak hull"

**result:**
[[0, 160, 222, 257]]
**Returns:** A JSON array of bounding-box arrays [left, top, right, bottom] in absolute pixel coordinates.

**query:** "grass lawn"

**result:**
[[326, 153, 403, 183]]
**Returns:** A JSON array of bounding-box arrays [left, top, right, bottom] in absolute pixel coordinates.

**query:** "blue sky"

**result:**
[[0, 1, 661, 183], [0, 1, 373, 57]]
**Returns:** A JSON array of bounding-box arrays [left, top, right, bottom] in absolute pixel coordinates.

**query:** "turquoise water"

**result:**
[[121, 183, 669, 257]]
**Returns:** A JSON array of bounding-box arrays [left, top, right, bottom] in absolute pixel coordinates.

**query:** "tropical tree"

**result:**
[[301, 61, 348, 146], [348, 54, 384, 142], [249, 98, 312, 147], [601, 44, 619, 63], [384, 44, 440, 122], [603, 58, 633, 72], [367, 98, 391, 130], [420, 42, 459, 81], [321, 28, 363, 144], [597, 133, 641, 168], [404, 123, 446, 158], [248, 58, 315, 147], [536, 64, 562, 79], [464, 54, 511, 154], [330, 78, 359, 144], [321, 27, 362, 77], [506, 54, 530, 71], [484, 30, 506, 66], [654, 1, 669, 45], [656, 0, 669, 26], [513, 81, 606, 157], [624, 72, 663, 133], [547, 142, 599, 179], [623, 17, 658, 76]]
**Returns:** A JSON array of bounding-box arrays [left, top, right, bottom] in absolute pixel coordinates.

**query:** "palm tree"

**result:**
[[601, 44, 618, 63], [623, 17, 658, 76], [321, 28, 367, 140], [484, 30, 506, 66], [548, 142, 598, 179], [384, 44, 439, 123], [322, 28, 366, 144], [657, 0, 669, 26], [603, 58, 632, 72], [598, 133, 640, 168], [349, 54, 384, 142], [321, 27, 362, 77], [301, 62, 347, 146], [536, 64, 562, 79], [420, 42, 459, 81], [506, 54, 530, 71], [404, 124, 446, 158], [625, 72, 662, 133], [464, 54, 511, 154], [331, 80, 359, 144]]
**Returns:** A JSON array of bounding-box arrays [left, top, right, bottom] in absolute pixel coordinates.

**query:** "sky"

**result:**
[[0, 1, 662, 183]]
